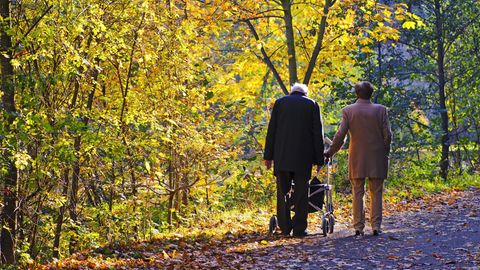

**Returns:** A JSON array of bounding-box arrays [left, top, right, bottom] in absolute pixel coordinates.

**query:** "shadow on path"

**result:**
[[230, 187, 480, 270], [45, 188, 480, 269]]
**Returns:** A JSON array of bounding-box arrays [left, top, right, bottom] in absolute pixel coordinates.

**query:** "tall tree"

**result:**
[[399, 0, 479, 179], [433, 0, 449, 180], [219, 0, 416, 97], [0, 0, 18, 264]]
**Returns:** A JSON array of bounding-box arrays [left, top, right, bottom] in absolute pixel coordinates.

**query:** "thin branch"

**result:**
[[397, 40, 436, 60], [224, 14, 283, 23], [119, 12, 146, 128], [444, 16, 478, 53], [295, 25, 311, 60], [13, 5, 53, 51], [268, 44, 286, 59], [303, 0, 335, 85], [245, 19, 288, 94]]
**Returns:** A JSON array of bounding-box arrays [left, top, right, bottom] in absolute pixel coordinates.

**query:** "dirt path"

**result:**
[[231, 187, 480, 270], [47, 187, 480, 269]]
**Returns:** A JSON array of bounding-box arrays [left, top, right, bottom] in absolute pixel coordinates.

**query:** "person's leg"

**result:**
[[276, 171, 293, 235], [350, 178, 366, 233], [291, 172, 309, 235], [368, 178, 384, 232]]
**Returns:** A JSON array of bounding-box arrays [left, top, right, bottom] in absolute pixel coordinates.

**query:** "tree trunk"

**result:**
[[303, 0, 333, 85], [69, 136, 81, 254], [129, 152, 137, 195], [67, 66, 97, 254], [27, 199, 42, 259], [167, 148, 174, 225], [109, 160, 115, 212], [282, 0, 298, 86], [474, 118, 480, 165], [434, 0, 450, 180], [167, 193, 174, 225], [182, 176, 189, 207], [53, 169, 70, 259], [450, 82, 461, 173], [0, 0, 18, 264]]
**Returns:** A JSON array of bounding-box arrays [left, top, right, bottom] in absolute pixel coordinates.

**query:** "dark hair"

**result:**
[[354, 81, 374, 99]]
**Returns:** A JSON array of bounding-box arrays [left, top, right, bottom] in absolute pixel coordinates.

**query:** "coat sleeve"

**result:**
[[313, 102, 325, 166], [382, 107, 392, 154], [264, 100, 278, 160], [327, 108, 349, 156]]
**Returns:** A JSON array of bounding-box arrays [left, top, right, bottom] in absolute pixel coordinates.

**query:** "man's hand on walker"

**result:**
[[264, 160, 273, 170]]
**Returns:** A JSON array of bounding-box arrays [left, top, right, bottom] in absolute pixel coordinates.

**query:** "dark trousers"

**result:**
[[276, 171, 309, 235]]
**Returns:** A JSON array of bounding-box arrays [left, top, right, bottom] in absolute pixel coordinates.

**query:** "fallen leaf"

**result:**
[[387, 255, 400, 260], [388, 235, 400, 241]]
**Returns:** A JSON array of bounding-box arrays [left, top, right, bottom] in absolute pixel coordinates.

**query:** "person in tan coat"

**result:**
[[325, 81, 392, 236]]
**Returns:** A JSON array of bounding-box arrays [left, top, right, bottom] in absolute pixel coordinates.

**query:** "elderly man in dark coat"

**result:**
[[264, 83, 324, 237]]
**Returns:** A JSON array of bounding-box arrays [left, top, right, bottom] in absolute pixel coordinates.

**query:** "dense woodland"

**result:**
[[0, 0, 478, 266]]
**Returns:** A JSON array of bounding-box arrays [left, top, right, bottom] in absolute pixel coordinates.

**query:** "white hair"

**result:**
[[290, 83, 308, 95]]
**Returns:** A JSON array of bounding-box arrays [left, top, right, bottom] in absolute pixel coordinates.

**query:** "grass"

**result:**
[[384, 171, 480, 202]]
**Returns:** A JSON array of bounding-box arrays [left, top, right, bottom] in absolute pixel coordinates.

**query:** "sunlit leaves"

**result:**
[[402, 21, 417, 29], [13, 150, 32, 170]]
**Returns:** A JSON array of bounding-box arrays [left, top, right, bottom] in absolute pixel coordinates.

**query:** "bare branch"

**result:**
[[245, 19, 288, 94], [13, 5, 53, 51], [303, 0, 335, 85]]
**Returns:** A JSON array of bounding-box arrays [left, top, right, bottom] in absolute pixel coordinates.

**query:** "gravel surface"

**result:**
[[240, 187, 480, 270]]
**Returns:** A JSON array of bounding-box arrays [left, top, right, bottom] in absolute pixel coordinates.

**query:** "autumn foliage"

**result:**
[[0, 0, 478, 267]]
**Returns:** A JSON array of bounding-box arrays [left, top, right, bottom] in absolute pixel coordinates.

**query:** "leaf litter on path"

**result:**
[[40, 187, 480, 270]]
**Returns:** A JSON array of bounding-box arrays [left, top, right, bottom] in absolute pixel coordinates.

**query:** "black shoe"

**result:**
[[292, 231, 308, 237], [355, 230, 364, 236], [373, 230, 380, 236], [281, 228, 292, 236]]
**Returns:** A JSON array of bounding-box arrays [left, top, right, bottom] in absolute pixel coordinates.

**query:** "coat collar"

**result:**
[[356, 98, 372, 104], [290, 91, 306, 96]]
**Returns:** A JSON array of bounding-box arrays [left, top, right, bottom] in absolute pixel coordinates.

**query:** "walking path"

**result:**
[[47, 187, 480, 269], [232, 187, 480, 270]]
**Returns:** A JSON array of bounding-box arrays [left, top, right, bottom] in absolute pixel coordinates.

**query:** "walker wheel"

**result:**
[[328, 214, 335, 234], [269, 215, 278, 234], [322, 217, 329, 237]]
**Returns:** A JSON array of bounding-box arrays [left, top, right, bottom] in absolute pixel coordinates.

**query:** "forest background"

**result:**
[[0, 0, 478, 266]]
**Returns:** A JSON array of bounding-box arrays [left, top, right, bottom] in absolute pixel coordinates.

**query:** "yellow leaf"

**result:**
[[361, 47, 374, 53], [256, 41, 263, 50], [11, 59, 21, 68], [145, 161, 151, 173], [402, 21, 416, 29], [359, 38, 372, 46], [373, 14, 383, 22]]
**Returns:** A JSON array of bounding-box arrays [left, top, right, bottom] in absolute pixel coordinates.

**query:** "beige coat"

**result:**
[[328, 99, 392, 179]]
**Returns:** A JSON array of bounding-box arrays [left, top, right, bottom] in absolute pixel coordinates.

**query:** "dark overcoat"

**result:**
[[264, 92, 325, 177]]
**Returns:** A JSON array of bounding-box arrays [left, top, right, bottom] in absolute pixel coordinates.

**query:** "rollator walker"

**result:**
[[269, 139, 336, 237]]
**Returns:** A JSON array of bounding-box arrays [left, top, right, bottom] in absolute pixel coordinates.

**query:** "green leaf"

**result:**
[[206, 91, 214, 100]]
